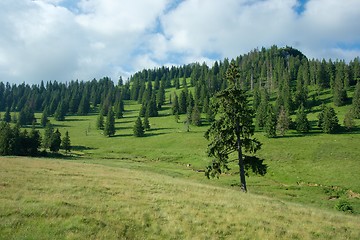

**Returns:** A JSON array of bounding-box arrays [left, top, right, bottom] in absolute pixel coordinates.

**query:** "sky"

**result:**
[[0, 0, 360, 85]]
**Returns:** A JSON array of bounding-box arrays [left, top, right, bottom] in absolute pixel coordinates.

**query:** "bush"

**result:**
[[335, 200, 354, 213]]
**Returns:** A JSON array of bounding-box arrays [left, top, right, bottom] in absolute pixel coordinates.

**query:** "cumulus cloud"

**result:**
[[0, 0, 359, 84]]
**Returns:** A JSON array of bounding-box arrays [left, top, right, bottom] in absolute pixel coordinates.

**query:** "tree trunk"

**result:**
[[236, 120, 247, 192]]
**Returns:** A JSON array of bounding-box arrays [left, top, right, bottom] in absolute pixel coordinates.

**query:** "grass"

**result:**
[[1, 86, 360, 238], [1, 157, 360, 239]]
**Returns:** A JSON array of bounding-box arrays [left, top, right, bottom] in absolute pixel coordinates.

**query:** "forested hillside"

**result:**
[[1, 45, 360, 157]]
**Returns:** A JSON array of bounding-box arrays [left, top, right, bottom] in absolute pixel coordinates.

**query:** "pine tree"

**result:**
[[295, 104, 310, 133], [96, 112, 104, 130], [204, 62, 261, 192], [143, 115, 150, 130], [172, 93, 179, 115], [115, 101, 123, 119], [43, 122, 54, 149], [61, 131, 71, 152], [3, 107, 11, 123], [29, 125, 41, 156], [276, 106, 290, 136], [54, 101, 66, 121], [352, 81, 360, 118], [321, 106, 340, 134], [104, 107, 116, 137], [265, 105, 277, 138], [50, 129, 61, 152], [41, 107, 49, 127], [191, 105, 202, 126], [343, 110, 355, 131], [133, 117, 144, 137]]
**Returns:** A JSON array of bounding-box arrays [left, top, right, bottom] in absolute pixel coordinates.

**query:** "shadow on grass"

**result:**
[[71, 145, 97, 151]]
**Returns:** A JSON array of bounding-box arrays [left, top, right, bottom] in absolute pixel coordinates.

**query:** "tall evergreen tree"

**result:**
[[352, 81, 360, 118], [171, 93, 179, 115], [265, 104, 277, 138], [43, 122, 54, 149], [276, 106, 290, 136], [96, 112, 104, 130], [295, 104, 310, 133], [143, 114, 150, 130], [61, 131, 71, 152], [50, 129, 61, 152], [41, 107, 49, 127], [191, 105, 202, 126], [133, 117, 145, 137], [104, 107, 116, 137], [204, 62, 261, 192], [3, 107, 11, 123], [54, 101, 66, 121], [321, 106, 340, 134]]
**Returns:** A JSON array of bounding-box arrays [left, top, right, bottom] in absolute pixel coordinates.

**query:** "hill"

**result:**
[[1, 157, 359, 239]]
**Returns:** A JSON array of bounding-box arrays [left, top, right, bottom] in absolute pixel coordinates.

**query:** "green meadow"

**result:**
[[1, 88, 360, 239]]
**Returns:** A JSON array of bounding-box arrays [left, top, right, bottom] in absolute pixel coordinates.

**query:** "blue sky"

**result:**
[[0, 0, 359, 84]]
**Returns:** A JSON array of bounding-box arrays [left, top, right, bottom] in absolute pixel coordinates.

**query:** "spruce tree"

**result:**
[[191, 105, 202, 126], [29, 125, 41, 156], [265, 105, 277, 138], [50, 129, 61, 152], [61, 131, 71, 152], [352, 81, 360, 118], [343, 110, 355, 130], [276, 106, 290, 136], [172, 93, 179, 115], [43, 122, 54, 149], [41, 107, 49, 127], [96, 112, 104, 130], [54, 101, 66, 121], [295, 104, 310, 133], [104, 107, 116, 137], [3, 107, 11, 123], [143, 115, 150, 130], [133, 117, 144, 137], [204, 62, 261, 192], [321, 106, 340, 134]]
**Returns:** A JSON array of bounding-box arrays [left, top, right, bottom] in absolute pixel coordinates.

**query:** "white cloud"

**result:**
[[0, 0, 359, 84]]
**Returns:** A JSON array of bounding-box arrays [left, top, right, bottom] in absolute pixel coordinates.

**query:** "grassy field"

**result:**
[[1, 87, 360, 238], [1, 157, 360, 239]]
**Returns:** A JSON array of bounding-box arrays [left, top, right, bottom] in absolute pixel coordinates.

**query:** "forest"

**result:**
[[0, 45, 360, 157]]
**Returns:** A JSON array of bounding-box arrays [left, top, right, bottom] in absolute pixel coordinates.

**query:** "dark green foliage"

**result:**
[[0, 122, 13, 155], [171, 93, 179, 115], [54, 101, 66, 121], [276, 106, 290, 136], [18, 107, 35, 126], [178, 90, 187, 114], [77, 94, 90, 115], [295, 104, 310, 133], [256, 88, 269, 130], [205, 62, 261, 192], [115, 100, 124, 119], [144, 115, 150, 130], [96, 113, 104, 130], [265, 105, 277, 138], [343, 110, 355, 130], [319, 106, 340, 134], [3, 107, 11, 123], [335, 200, 353, 213], [50, 129, 61, 152], [352, 81, 360, 118], [43, 122, 54, 149], [191, 105, 202, 126], [61, 131, 71, 152], [104, 107, 116, 137], [41, 107, 49, 127], [133, 117, 145, 137], [333, 64, 348, 106]]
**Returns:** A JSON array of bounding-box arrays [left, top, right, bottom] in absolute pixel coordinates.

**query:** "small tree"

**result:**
[[296, 104, 310, 133], [3, 107, 11, 123], [321, 106, 340, 134], [50, 129, 61, 152], [143, 115, 150, 130], [41, 107, 49, 127], [104, 107, 116, 137], [276, 105, 290, 136], [264, 104, 277, 138], [43, 122, 54, 149], [61, 131, 71, 152], [343, 110, 355, 130], [205, 62, 261, 192], [352, 81, 360, 118], [133, 117, 145, 137], [191, 105, 202, 126], [96, 112, 104, 130]]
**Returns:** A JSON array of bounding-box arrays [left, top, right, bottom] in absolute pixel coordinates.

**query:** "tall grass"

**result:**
[[1, 157, 359, 239]]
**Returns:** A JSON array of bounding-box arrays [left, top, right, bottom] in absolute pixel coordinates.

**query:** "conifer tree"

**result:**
[[54, 101, 66, 121], [3, 107, 11, 123], [29, 125, 41, 156], [352, 81, 360, 118], [50, 129, 61, 152], [143, 115, 150, 130], [295, 104, 310, 133], [96, 112, 104, 130], [265, 105, 277, 138], [133, 117, 145, 137], [205, 62, 261, 192], [104, 107, 116, 137], [172, 93, 179, 115], [41, 107, 49, 127], [321, 106, 340, 134], [62, 131, 71, 152], [191, 105, 202, 126], [43, 122, 54, 149], [343, 110, 355, 130], [276, 106, 290, 136]]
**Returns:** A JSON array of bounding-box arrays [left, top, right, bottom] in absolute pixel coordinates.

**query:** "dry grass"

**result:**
[[1, 157, 360, 239]]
